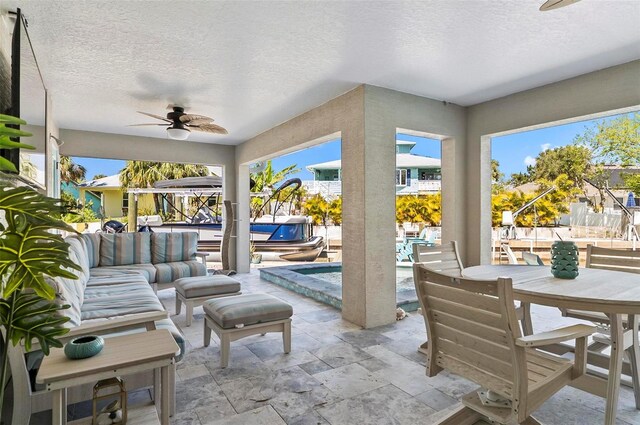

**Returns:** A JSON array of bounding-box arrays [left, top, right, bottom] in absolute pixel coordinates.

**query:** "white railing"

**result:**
[[303, 179, 441, 196], [302, 180, 342, 196], [414, 180, 441, 192]]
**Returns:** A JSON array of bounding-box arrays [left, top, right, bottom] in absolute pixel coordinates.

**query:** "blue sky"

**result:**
[[493, 120, 594, 177], [72, 112, 633, 182]]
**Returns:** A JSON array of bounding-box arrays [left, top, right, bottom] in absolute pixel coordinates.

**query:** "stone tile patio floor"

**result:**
[[39, 269, 640, 424], [165, 270, 640, 425]]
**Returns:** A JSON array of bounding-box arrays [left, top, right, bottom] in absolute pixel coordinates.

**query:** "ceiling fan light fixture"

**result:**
[[539, 0, 581, 11], [167, 126, 190, 140]]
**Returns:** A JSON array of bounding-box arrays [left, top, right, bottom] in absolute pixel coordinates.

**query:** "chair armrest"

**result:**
[[63, 310, 169, 340], [196, 251, 209, 266], [515, 324, 595, 348]]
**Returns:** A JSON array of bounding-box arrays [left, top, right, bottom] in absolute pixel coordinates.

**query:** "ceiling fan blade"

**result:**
[[137, 111, 171, 122], [128, 123, 168, 127], [539, 0, 581, 11], [180, 114, 215, 124], [190, 123, 228, 135]]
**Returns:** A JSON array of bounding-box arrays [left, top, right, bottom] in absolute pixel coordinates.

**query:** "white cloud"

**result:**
[[524, 156, 536, 167], [541, 143, 552, 151]]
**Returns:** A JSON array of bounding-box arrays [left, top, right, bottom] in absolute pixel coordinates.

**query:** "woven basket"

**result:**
[[550, 241, 579, 279]]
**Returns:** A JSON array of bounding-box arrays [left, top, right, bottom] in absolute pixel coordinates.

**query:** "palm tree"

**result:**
[[119, 161, 210, 214], [59, 156, 86, 183], [92, 173, 107, 180], [250, 161, 299, 193], [250, 161, 300, 216], [157, 163, 209, 180]]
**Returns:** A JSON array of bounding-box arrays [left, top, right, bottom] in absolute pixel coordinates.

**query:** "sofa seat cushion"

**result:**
[[81, 282, 165, 321], [100, 233, 152, 266], [151, 232, 198, 264], [174, 275, 241, 299], [154, 261, 206, 284], [87, 269, 149, 286], [203, 293, 293, 329], [90, 264, 157, 283]]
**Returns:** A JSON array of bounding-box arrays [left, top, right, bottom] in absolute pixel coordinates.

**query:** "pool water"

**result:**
[[260, 262, 419, 311]]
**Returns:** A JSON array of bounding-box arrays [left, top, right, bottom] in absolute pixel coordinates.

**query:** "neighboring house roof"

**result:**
[[395, 140, 416, 147], [396, 153, 441, 168], [78, 174, 121, 190], [307, 154, 441, 171], [306, 159, 342, 172]]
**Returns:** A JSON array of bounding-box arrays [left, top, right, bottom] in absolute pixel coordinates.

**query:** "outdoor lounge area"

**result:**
[[23, 270, 640, 425], [1, 1, 640, 425]]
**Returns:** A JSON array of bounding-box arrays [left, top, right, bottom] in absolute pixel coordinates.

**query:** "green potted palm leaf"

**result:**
[[0, 114, 80, 419]]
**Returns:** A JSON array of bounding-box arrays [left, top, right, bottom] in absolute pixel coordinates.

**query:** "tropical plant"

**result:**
[[303, 194, 330, 226], [622, 173, 640, 197], [0, 114, 80, 418], [59, 155, 87, 183], [328, 196, 342, 226], [250, 161, 300, 217], [0, 115, 34, 172], [250, 161, 299, 194], [63, 202, 98, 223], [92, 173, 107, 180], [491, 174, 580, 227], [396, 194, 442, 226]]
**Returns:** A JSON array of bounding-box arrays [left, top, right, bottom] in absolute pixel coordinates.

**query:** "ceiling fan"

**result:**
[[131, 106, 228, 140], [539, 0, 581, 11]]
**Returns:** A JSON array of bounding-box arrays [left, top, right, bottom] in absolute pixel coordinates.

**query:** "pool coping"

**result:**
[[259, 262, 419, 312]]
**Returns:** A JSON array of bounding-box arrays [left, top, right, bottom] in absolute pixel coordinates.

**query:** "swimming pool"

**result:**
[[259, 262, 418, 311]]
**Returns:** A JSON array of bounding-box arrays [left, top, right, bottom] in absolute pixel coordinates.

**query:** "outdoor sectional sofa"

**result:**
[[80, 231, 208, 291], [8, 232, 206, 424]]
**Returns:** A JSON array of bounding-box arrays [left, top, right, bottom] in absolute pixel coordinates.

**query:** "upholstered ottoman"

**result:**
[[203, 293, 293, 368], [174, 275, 241, 326]]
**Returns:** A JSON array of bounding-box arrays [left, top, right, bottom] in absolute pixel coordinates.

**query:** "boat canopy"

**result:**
[[127, 176, 223, 195], [155, 176, 222, 189]]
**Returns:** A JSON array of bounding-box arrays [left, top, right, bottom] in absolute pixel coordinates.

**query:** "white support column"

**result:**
[[235, 164, 251, 273], [341, 118, 397, 328]]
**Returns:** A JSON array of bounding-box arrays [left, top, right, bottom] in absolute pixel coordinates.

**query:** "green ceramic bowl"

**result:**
[[64, 335, 104, 360]]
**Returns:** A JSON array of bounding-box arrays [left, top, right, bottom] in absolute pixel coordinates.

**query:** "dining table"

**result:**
[[463, 264, 640, 425]]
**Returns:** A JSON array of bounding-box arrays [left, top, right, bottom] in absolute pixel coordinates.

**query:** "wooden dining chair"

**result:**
[[413, 264, 595, 425], [522, 251, 544, 266], [501, 243, 519, 265], [560, 245, 640, 406], [413, 241, 464, 277], [413, 242, 533, 339], [562, 245, 640, 323]]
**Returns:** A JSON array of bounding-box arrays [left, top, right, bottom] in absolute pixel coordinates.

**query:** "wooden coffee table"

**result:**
[[37, 329, 179, 425]]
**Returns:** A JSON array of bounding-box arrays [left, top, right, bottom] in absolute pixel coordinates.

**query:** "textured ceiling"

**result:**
[[3, 0, 640, 145]]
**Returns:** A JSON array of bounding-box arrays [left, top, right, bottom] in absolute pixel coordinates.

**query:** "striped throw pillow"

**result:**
[[80, 233, 101, 268], [151, 232, 198, 264], [99, 233, 152, 266]]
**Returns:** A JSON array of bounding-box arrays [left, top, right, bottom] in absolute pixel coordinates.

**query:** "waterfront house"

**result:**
[[305, 140, 442, 196]]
